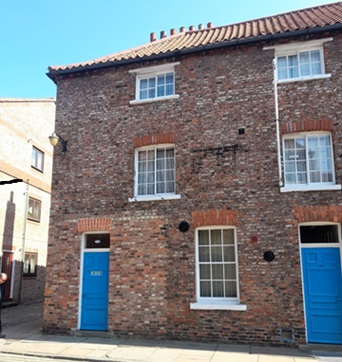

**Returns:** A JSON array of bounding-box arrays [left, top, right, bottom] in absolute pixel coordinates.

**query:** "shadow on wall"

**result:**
[[2, 190, 15, 299]]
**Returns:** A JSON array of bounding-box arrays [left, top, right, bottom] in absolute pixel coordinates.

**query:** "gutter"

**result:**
[[47, 23, 342, 81]]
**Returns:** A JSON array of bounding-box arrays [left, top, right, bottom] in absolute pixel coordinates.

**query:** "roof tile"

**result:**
[[48, 2, 342, 74]]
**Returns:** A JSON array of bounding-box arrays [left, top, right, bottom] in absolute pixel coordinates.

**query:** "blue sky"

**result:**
[[0, 0, 336, 99]]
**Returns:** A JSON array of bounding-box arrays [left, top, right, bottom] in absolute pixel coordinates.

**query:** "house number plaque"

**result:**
[[91, 271, 103, 276]]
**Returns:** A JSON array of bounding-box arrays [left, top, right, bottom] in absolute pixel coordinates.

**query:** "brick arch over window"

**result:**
[[294, 206, 342, 223], [192, 209, 237, 227], [77, 218, 112, 233], [281, 119, 333, 134], [133, 133, 175, 148]]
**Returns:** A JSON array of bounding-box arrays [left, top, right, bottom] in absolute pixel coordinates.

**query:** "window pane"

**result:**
[[300, 225, 339, 243], [223, 229, 234, 244], [165, 72, 174, 83], [199, 247, 210, 262], [225, 264, 236, 279], [211, 230, 222, 245], [223, 246, 235, 262], [157, 86, 165, 97], [140, 79, 148, 89], [157, 74, 165, 85], [212, 264, 223, 279], [165, 181, 175, 193], [200, 281, 211, 297], [288, 55, 298, 78], [225, 281, 237, 297], [199, 230, 209, 245], [211, 246, 223, 262], [212, 281, 224, 297], [200, 264, 211, 279], [148, 89, 155, 98], [148, 77, 155, 88]]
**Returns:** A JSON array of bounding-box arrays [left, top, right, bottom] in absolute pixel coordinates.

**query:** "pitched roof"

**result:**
[[48, 2, 342, 78]]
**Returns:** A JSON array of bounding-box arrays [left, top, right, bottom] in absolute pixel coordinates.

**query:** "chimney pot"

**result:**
[[189, 25, 195, 31], [180, 26, 186, 33], [150, 32, 156, 42], [170, 28, 176, 35], [198, 24, 204, 30], [160, 30, 166, 39], [207, 22, 213, 28]]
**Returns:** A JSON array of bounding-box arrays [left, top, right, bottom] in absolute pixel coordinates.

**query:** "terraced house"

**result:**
[[44, 2, 342, 346]]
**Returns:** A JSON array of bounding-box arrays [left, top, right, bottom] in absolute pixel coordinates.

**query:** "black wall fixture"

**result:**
[[264, 251, 275, 262], [179, 221, 190, 232]]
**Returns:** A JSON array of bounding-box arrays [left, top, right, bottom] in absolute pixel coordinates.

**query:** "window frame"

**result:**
[[281, 132, 341, 193], [27, 197, 41, 222], [276, 48, 325, 82], [264, 38, 332, 83], [190, 226, 246, 311], [31, 146, 44, 172], [129, 143, 181, 202], [129, 62, 180, 104], [23, 252, 38, 276]]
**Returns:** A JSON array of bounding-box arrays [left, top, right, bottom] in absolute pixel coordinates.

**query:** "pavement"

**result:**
[[0, 302, 342, 361]]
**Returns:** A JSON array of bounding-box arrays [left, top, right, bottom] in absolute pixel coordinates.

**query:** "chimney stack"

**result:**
[[180, 26, 186, 33], [150, 32, 156, 42], [207, 22, 213, 28], [198, 24, 204, 30], [160, 30, 167, 39], [170, 28, 176, 35], [189, 25, 195, 31]]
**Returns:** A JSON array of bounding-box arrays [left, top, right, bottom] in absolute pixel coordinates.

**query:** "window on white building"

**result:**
[[31, 146, 44, 172], [23, 252, 38, 276], [27, 197, 41, 222]]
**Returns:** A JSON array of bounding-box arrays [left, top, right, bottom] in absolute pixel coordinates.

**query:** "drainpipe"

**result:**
[[273, 59, 283, 187], [18, 179, 30, 304]]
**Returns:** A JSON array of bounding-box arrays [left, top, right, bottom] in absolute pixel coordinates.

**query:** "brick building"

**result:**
[[0, 98, 55, 304], [44, 3, 342, 346]]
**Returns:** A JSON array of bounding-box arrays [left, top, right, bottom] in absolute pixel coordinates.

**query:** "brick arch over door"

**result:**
[[281, 119, 333, 135], [294, 205, 342, 223], [77, 217, 112, 233]]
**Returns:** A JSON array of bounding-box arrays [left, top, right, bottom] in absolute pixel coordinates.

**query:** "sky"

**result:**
[[0, 0, 336, 99]]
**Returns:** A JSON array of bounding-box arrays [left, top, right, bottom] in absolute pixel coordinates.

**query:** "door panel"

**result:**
[[80, 252, 109, 331], [302, 248, 342, 344]]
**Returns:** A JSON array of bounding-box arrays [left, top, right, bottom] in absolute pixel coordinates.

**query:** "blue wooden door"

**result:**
[[80, 252, 109, 330], [302, 248, 342, 344]]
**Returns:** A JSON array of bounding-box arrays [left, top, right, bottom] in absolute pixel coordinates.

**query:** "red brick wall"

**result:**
[[44, 32, 342, 345]]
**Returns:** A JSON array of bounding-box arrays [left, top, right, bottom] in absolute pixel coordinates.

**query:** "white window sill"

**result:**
[[190, 302, 247, 311], [280, 184, 341, 193], [128, 194, 181, 202], [277, 74, 331, 84], [129, 94, 180, 105]]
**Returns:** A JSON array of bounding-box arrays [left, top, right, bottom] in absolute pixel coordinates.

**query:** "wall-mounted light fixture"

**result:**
[[49, 132, 68, 154]]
